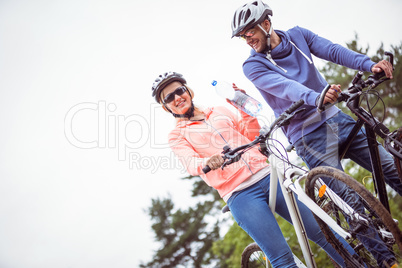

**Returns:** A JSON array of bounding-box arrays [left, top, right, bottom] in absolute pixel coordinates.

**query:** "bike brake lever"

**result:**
[[337, 92, 350, 102], [221, 153, 243, 170], [279, 108, 306, 127], [293, 108, 306, 116], [221, 161, 229, 170], [373, 77, 389, 89]]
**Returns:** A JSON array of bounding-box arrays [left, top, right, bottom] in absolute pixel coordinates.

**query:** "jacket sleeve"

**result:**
[[218, 106, 261, 142], [168, 129, 207, 177], [299, 26, 375, 72], [243, 62, 320, 107]]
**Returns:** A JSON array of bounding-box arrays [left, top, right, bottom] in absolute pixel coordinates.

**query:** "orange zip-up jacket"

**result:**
[[168, 106, 269, 197]]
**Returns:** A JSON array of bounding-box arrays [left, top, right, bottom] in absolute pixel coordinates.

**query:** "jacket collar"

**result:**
[[175, 107, 213, 128], [249, 30, 312, 71], [250, 29, 290, 59]]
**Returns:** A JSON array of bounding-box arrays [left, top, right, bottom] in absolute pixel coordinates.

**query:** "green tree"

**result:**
[[211, 221, 254, 267], [140, 176, 223, 268]]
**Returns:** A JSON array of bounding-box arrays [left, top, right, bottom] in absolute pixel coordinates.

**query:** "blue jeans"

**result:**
[[294, 111, 402, 195], [294, 111, 400, 266], [227, 174, 354, 268]]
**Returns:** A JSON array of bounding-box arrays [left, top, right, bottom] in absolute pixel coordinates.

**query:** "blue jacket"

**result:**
[[243, 26, 375, 144]]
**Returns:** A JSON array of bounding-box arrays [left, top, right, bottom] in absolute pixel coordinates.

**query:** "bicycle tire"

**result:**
[[394, 127, 402, 182], [305, 166, 402, 268], [241, 242, 272, 268]]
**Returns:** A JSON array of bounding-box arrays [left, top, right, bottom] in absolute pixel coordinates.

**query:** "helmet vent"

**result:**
[[231, 0, 273, 38]]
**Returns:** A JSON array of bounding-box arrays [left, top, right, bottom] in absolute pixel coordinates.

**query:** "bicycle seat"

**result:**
[[222, 205, 230, 213], [286, 144, 295, 152]]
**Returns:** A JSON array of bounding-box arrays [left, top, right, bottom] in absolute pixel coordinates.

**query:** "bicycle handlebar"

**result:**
[[202, 165, 211, 174], [316, 85, 331, 112], [317, 52, 394, 112], [286, 99, 305, 114], [372, 51, 394, 80], [203, 100, 305, 174]]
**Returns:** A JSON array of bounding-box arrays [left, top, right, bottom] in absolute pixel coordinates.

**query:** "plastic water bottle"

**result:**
[[212, 80, 262, 116]]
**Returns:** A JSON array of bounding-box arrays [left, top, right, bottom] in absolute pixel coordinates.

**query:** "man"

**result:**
[[231, 1, 400, 267]]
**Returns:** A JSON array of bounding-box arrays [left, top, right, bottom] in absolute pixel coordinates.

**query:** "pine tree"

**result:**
[[140, 176, 222, 267]]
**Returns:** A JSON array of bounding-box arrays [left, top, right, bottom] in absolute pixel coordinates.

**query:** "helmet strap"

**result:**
[[257, 22, 273, 55], [257, 22, 287, 72], [172, 102, 195, 119], [161, 87, 195, 119], [162, 101, 195, 119]]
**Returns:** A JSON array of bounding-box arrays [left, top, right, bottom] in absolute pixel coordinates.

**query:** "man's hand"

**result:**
[[232, 83, 246, 94], [206, 154, 224, 170], [371, 60, 393, 79], [226, 83, 246, 105], [324, 84, 341, 105]]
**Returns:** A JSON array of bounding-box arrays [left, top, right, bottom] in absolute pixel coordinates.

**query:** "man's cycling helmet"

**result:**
[[231, 0, 273, 38], [152, 71, 187, 103]]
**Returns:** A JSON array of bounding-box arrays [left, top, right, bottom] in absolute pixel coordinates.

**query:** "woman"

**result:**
[[152, 71, 353, 267]]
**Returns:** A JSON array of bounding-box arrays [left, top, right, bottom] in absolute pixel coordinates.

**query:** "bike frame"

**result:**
[[267, 148, 360, 267], [339, 94, 391, 212], [268, 154, 314, 268]]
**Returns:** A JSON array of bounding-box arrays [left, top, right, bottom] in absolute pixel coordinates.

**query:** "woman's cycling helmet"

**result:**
[[231, 0, 273, 38], [152, 71, 187, 103]]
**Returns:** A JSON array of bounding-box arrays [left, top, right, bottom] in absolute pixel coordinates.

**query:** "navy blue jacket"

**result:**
[[243, 26, 375, 143]]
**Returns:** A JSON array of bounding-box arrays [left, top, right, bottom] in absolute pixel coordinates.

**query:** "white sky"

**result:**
[[0, 0, 401, 267]]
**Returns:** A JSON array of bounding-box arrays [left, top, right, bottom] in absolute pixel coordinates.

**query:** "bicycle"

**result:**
[[316, 52, 402, 213], [204, 100, 402, 267]]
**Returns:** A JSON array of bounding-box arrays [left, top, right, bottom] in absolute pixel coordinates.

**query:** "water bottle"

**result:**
[[212, 80, 262, 116]]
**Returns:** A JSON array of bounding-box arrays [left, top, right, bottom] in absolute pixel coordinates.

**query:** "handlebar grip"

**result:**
[[317, 84, 331, 112], [202, 165, 211, 174], [285, 99, 305, 114], [373, 52, 394, 80], [385, 51, 394, 66], [373, 71, 386, 80]]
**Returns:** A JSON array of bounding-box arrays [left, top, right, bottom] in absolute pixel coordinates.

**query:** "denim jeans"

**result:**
[[227, 174, 355, 268], [294, 111, 399, 266], [294, 111, 402, 195]]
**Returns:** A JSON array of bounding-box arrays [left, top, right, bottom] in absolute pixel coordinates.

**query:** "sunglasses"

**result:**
[[239, 28, 256, 40], [163, 86, 187, 104]]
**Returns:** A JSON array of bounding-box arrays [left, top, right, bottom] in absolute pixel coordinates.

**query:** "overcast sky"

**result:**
[[1, 0, 401, 267]]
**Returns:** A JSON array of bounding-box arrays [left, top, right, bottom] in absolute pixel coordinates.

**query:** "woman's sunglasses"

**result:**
[[163, 86, 187, 104]]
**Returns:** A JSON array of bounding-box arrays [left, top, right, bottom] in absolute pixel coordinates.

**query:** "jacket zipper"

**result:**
[[203, 121, 254, 174]]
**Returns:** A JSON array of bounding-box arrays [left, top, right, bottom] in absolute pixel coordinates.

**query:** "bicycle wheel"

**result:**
[[305, 166, 402, 268], [241, 242, 272, 268], [393, 127, 402, 182]]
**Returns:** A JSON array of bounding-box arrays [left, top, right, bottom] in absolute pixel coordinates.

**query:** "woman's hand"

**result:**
[[323, 84, 341, 105], [206, 154, 224, 170]]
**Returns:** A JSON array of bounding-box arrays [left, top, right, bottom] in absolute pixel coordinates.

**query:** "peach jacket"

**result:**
[[168, 106, 269, 197]]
